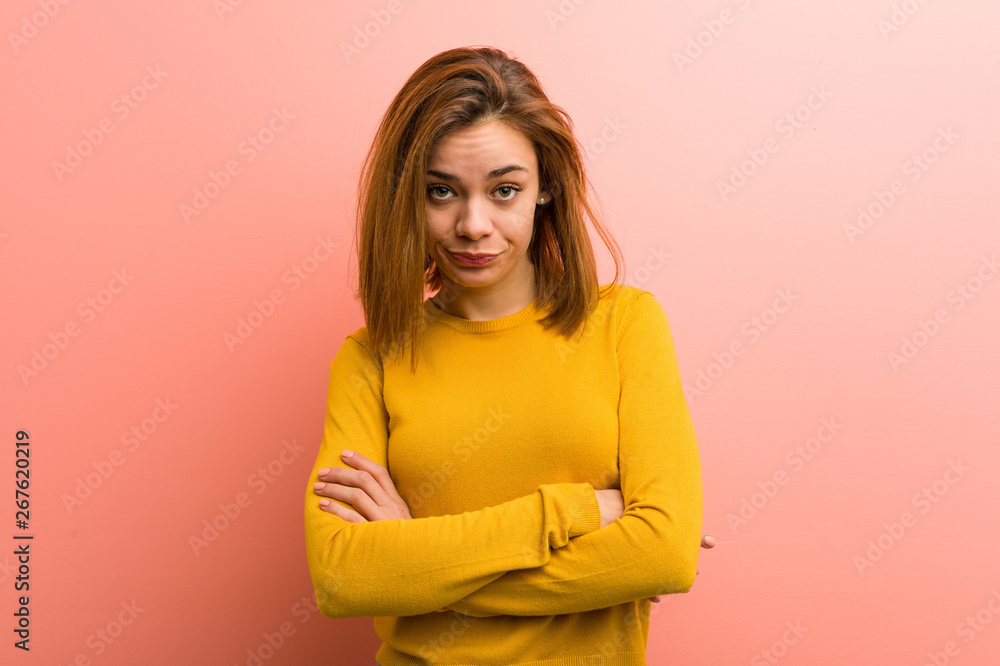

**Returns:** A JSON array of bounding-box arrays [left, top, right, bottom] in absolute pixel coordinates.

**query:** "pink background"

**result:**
[[3, 1, 999, 664]]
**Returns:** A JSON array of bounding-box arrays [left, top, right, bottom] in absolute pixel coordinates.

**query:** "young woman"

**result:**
[[304, 46, 707, 665]]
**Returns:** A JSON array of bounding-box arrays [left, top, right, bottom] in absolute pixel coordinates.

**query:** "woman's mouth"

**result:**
[[449, 251, 497, 266]]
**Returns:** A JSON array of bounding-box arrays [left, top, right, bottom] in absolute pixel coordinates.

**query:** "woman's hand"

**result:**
[[313, 450, 412, 522], [597, 488, 715, 603], [595, 489, 624, 529]]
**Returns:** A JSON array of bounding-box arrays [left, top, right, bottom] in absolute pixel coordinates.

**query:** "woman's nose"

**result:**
[[455, 197, 493, 239]]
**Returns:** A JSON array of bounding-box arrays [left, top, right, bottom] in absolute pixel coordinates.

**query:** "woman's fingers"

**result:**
[[336, 450, 412, 519], [316, 495, 366, 522], [313, 477, 378, 522], [701, 534, 716, 549], [343, 450, 408, 503], [319, 455, 388, 500], [313, 451, 413, 521], [314, 463, 387, 521]]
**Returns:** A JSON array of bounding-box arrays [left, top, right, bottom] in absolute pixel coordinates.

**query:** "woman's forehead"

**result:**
[[428, 122, 537, 174]]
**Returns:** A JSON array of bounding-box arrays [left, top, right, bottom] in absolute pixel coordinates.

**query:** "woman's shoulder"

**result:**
[[345, 324, 371, 346], [597, 282, 664, 314], [335, 325, 378, 362], [594, 282, 671, 339]]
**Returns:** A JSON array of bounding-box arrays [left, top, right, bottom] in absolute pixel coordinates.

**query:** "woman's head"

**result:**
[[354, 46, 623, 369], [423, 119, 543, 309]]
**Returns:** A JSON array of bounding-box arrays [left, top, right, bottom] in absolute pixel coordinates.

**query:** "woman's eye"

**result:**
[[427, 185, 452, 200], [495, 184, 521, 200]]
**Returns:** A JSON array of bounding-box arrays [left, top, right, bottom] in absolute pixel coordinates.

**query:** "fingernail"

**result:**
[[318, 468, 330, 476], [313, 483, 325, 490], [319, 499, 330, 507], [341, 450, 354, 458]]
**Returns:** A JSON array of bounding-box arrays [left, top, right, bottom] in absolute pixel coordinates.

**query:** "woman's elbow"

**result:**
[[305, 527, 363, 617], [672, 558, 698, 594], [647, 525, 700, 594], [653, 549, 698, 594], [310, 569, 356, 619]]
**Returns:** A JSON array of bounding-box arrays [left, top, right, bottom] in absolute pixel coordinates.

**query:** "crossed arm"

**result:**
[[312, 451, 715, 610]]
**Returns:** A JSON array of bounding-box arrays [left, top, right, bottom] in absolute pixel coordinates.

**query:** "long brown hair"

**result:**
[[353, 46, 625, 372]]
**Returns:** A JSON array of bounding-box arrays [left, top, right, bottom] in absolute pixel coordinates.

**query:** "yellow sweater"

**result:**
[[304, 283, 703, 665]]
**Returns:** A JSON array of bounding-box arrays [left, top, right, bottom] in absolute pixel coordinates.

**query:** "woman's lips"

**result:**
[[449, 251, 496, 266]]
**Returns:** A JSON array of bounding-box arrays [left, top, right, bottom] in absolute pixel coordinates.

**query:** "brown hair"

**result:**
[[352, 46, 625, 372]]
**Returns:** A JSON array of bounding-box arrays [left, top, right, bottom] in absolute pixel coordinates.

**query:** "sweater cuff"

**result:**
[[538, 482, 604, 549], [563, 482, 602, 537]]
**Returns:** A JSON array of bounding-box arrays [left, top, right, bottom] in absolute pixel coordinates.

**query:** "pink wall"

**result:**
[[3, 1, 999, 664]]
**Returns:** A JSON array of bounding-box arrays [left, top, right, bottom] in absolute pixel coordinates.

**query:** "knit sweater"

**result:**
[[303, 283, 703, 666]]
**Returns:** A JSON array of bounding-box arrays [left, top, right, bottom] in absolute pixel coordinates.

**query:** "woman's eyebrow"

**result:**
[[426, 164, 529, 183]]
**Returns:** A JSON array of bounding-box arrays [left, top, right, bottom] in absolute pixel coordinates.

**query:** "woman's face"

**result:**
[[424, 120, 543, 301]]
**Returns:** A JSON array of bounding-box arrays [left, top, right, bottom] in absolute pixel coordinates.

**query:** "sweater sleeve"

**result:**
[[304, 332, 604, 619], [443, 292, 704, 617]]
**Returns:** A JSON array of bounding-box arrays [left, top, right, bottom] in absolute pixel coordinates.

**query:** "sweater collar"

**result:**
[[424, 296, 540, 333]]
